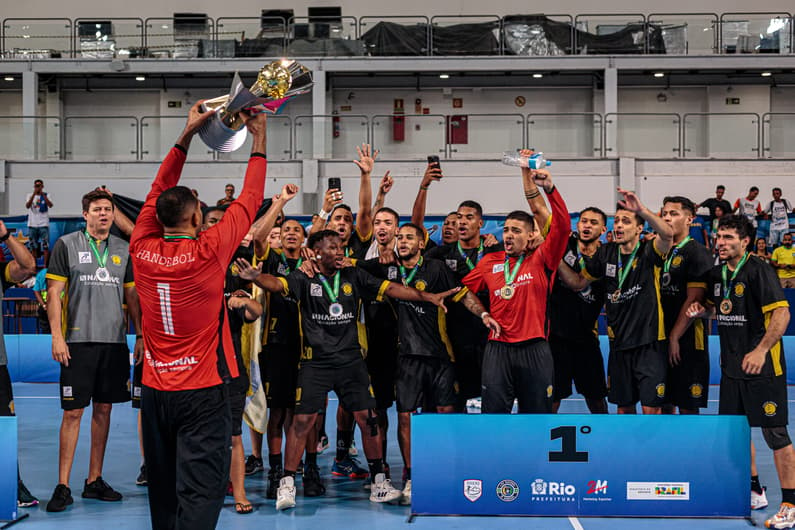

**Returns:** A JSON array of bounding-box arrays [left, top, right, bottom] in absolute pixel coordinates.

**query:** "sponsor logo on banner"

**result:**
[[530, 479, 576, 502], [496, 479, 519, 502], [583, 479, 612, 502], [626, 482, 690, 500], [463, 479, 482, 502]]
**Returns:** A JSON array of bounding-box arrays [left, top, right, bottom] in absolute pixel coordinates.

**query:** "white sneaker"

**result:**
[[765, 502, 795, 529], [275, 476, 296, 511], [400, 479, 411, 506], [349, 440, 358, 456], [753, 487, 769, 510], [369, 473, 401, 503]]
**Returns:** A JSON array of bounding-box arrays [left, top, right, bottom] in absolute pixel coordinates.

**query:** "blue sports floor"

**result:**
[[9, 382, 782, 529]]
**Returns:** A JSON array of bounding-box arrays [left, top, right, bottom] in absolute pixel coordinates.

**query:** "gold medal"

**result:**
[[719, 299, 733, 315], [612, 289, 621, 301], [500, 285, 515, 300]]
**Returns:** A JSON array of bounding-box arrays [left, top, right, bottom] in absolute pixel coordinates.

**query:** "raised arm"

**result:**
[[372, 171, 393, 213], [251, 184, 298, 258], [100, 187, 135, 237], [519, 150, 550, 231], [617, 187, 674, 256], [352, 143, 377, 239], [0, 222, 36, 282], [533, 170, 570, 269], [131, 101, 215, 245], [311, 188, 343, 235], [411, 162, 442, 227]]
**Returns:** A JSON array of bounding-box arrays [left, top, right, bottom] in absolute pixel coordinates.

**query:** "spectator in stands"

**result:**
[[765, 188, 793, 248], [753, 237, 772, 264], [710, 204, 728, 252], [771, 232, 795, 288], [25, 179, 53, 262], [734, 186, 763, 235], [699, 185, 733, 226], [217, 183, 236, 206]]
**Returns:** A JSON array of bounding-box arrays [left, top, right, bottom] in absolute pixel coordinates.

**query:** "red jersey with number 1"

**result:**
[[130, 145, 266, 391], [462, 188, 570, 343]]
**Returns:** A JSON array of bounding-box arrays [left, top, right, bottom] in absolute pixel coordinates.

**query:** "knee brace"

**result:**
[[762, 426, 792, 450]]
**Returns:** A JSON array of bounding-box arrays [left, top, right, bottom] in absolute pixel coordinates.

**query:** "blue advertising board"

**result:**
[[412, 414, 749, 517], [0, 417, 18, 521]]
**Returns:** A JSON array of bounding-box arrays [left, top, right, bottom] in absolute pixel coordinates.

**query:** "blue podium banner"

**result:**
[[0, 417, 18, 521], [412, 414, 749, 517]]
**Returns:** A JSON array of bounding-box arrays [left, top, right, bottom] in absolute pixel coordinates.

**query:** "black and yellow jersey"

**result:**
[[254, 246, 300, 348]]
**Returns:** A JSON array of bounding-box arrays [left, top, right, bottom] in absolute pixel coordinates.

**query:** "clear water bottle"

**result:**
[[501, 150, 551, 169]]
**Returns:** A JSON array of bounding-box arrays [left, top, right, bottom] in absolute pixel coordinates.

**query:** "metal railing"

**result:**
[[4, 112, 795, 161], [2, 12, 794, 58]]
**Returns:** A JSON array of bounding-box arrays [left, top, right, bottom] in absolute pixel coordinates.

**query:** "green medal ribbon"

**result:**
[[504, 254, 525, 286], [457, 240, 484, 271], [163, 235, 196, 241], [280, 252, 303, 275], [722, 252, 750, 300], [344, 247, 351, 258], [616, 241, 641, 292], [85, 231, 108, 268], [663, 236, 692, 274], [399, 257, 423, 286], [317, 270, 341, 303]]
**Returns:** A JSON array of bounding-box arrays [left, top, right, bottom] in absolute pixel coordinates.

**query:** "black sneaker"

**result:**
[[46, 484, 73, 512], [266, 464, 283, 500], [82, 477, 123, 502], [302, 463, 326, 497], [17, 479, 39, 508], [296, 459, 304, 475], [135, 465, 147, 486], [244, 455, 264, 476]]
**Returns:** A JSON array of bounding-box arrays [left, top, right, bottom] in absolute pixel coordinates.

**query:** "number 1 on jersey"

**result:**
[[157, 283, 175, 335]]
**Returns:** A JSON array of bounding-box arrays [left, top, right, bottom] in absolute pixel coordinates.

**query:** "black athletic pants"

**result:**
[[141, 384, 232, 530]]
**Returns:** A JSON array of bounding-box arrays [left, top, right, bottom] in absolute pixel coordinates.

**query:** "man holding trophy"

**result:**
[[130, 60, 311, 529]]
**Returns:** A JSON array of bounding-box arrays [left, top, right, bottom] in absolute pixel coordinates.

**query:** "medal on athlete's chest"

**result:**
[[719, 299, 733, 315], [95, 267, 110, 282], [329, 302, 344, 317], [500, 254, 524, 301], [499, 285, 515, 300]]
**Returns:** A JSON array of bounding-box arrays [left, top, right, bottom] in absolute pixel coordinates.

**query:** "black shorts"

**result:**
[[607, 341, 667, 408], [365, 341, 398, 410], [295, 358, 375, 415], [262, 343, 300, 409], [60, 342, 131, 410], [549, 334, 607, 401], [228, 390, 246, 436], [666, 342, 710, 409], [453, 343, 485, 401], [719, 375, 788, 428], [132, 361, 143, 409], [481, 339, 554, 414], [395, 356, 458, 413], [0, 365, 14, 416]]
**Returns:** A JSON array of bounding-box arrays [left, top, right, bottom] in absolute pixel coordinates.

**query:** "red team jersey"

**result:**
[[130, 146, 266, 391], [462, 188, 569, 343]]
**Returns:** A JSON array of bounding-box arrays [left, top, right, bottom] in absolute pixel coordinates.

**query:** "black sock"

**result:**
[[405, 467, 411, 480], [269, 453, 282, 469], [305, 452, 317, 466], [284, 469, 296, 478], [336, 429, 353, 461], [368, 459, 384, 483], [382, 437, 388, 465], [751, 475, 763, 494], [783, 489, 795, 505]]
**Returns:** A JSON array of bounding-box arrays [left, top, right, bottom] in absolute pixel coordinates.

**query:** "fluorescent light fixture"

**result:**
[[4, 76, 13, 81], [653, 72, 665, 78], [439, 74, 450, 79], [532, 73, 543, 78], [135, 76, 146, 81], [761, 72, 773, 77]]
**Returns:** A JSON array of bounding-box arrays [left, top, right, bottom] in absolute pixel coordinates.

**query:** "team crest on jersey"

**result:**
[[763, 401, 778, 417], [605, 264, 616, 277], [446, 259, 458, 271], [415, 280, 427, 291], [734, 282, 745, 297], [310, 284, 323, 297], [655, 383, 666, 398], [229, 263, 240, 277], [111, 255, 122, 266], [388, 266, 398, 280], [342, 282, 353, 296], [78, 251, 92, 264], [546, 385, 553, 398], [672, 255, 683, 268], [689, 384, 703, 398]]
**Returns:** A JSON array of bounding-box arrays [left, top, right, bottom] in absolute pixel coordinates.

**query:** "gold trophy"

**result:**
[[198, 59, 313, 152]]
